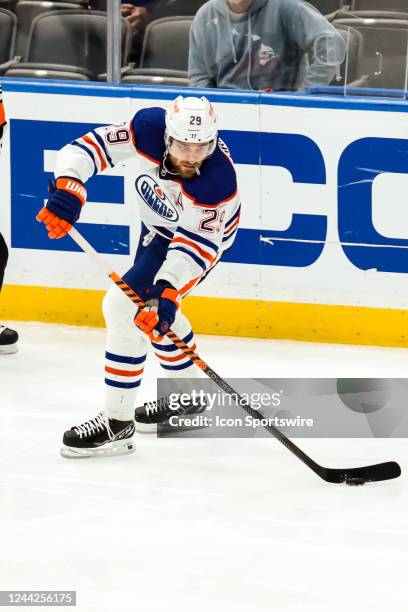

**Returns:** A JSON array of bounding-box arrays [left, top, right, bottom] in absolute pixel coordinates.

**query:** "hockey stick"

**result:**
[[68, 226, 401, 485]]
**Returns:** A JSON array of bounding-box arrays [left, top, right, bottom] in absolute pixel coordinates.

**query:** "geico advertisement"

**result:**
[[2, 86, 408, 309]]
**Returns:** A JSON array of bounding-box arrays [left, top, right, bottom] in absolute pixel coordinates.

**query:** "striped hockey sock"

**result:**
[[152, 330, 197, 374], [104, 350, 146, 420]]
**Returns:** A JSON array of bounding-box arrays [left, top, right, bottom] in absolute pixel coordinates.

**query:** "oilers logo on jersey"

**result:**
[[135, 174, 179, 222]]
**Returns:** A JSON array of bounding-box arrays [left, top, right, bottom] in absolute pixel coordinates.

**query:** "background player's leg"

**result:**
[[0, 232, 18, 354], [0, 231, 8, 290]]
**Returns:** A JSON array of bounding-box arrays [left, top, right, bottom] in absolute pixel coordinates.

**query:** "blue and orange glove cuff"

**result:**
[[160, 287, 182, 309], [52, 177, 87, 206]]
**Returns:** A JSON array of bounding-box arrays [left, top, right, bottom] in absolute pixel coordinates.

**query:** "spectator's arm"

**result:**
[[283, 2, 346, 89], [121, 4, 147, 32], [188, 21, 216, 88]]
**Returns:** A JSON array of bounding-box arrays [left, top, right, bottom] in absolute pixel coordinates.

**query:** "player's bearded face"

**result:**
[[167, 139, 212, 178]]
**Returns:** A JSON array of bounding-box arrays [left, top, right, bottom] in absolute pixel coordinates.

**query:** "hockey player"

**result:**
[[0, 85, 19, 354], [36, 96, 240, 458]]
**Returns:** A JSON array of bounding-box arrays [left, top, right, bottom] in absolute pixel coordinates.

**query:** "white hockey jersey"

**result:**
[[54, 106, 241, 293]]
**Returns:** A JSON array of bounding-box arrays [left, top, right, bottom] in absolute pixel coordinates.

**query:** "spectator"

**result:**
[[90, 0, 157, 14], [124, 0, 207, 66], [121, 0, 157, 33], [189, 0, 346, 91], [89, 0, 157, 34], [89, 0, 160, 63], [120, 0, 158, 63]]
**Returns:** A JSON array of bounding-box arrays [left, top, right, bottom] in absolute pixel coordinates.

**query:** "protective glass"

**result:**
[[343, 24, 408, 99]]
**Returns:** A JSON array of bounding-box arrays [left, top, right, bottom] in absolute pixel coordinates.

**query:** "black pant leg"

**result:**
[[0, 232, 9, 291]]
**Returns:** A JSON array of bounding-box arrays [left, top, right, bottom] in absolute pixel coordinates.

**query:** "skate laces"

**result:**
[[144, 396, 170, 416], [74, 412, 114, 440]]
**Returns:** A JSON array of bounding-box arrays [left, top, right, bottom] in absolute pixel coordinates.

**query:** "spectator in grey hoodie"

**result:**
[[189, 0, 346, 91]]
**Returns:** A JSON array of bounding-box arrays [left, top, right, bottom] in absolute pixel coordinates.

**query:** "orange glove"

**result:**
[[135, 308, 162, 342], [36, 208, 72, 239], [134, 284, 181, 341], [36, 177, 87, 239]]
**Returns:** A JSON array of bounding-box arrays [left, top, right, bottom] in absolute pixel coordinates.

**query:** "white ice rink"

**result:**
[[1, 321, 407, 612]]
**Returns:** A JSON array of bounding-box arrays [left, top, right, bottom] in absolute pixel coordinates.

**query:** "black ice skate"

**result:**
[[134, 395, 207, 434], [61, 412, 135, 458], [0, 325, 18, 354]]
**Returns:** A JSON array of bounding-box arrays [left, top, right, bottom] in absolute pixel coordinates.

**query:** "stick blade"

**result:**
[[321, 461, 401, 484]]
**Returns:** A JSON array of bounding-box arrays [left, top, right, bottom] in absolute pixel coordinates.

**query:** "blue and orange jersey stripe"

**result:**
[[0, 88, 6, 127]]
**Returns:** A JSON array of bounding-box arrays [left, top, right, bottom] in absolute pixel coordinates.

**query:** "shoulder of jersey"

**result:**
[[130, 107, 166, 164], [0, 85, 5, 127], [181, 142, 237, 208]]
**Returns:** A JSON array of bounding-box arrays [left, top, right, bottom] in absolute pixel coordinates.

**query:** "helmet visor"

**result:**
[[168, 138, 215, 162]]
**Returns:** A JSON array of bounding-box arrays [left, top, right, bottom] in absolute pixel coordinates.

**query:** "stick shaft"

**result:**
[[69, 227, 325, 473], [68, 227, 402, 484]]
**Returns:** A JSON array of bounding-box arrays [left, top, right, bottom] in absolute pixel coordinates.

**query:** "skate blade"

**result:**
[[135, 422, 157, 434], [0, 344, 18, 355], [135, 420, 210, 435], [60, 438, 135, 459]]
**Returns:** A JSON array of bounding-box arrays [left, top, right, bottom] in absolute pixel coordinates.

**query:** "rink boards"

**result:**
[[1, 78, 408, 346]]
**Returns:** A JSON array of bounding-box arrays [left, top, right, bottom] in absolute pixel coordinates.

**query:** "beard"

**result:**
[[178, 164, 199, 179], [167, 154, 201, 179]]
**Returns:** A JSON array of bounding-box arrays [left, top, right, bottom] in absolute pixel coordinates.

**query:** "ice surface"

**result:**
[[0, 322, 407, 612]]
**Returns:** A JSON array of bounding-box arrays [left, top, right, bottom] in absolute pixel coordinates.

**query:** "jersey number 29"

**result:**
[[106, 125, 130, 145], [199, 209, 225, 234]]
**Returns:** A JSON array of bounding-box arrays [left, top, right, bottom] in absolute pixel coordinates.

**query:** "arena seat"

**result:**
[[352, 0, 408, 10], [139, 16, 192, 71], [330, 10, 408, 20], [123, 15, 191, 83], [0, 0, 17, 11], [122, 68, 190, 87], [4, 64, 91, 79], [0, 8, 16, 67], [4, 10, 131, 81], [14, 1, 88, 57]]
